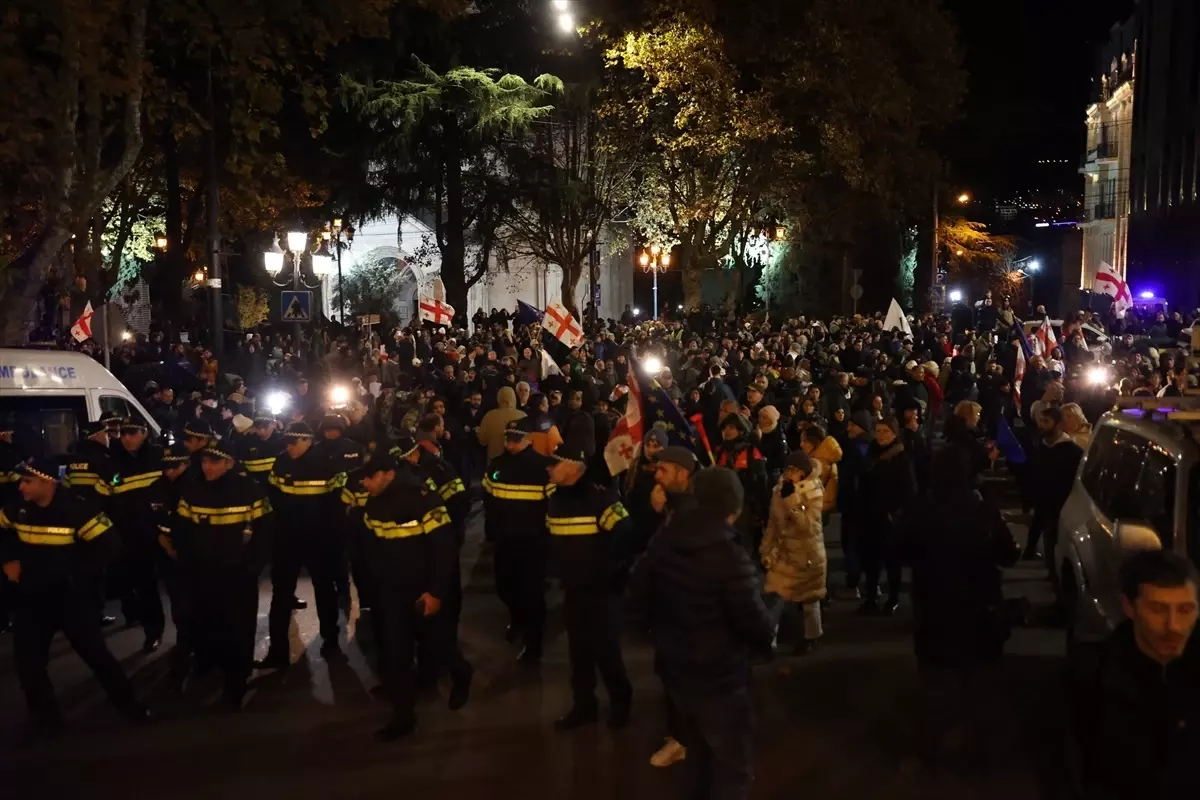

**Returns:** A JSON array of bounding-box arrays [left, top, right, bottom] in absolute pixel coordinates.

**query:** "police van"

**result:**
[[0, 349, 160, 458]]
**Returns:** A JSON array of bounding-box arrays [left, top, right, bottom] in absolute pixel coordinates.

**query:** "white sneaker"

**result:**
[[650, 737, 687, 767]]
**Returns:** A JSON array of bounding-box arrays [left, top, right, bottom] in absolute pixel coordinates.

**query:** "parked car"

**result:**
[[1020, 319, 1112, 360]]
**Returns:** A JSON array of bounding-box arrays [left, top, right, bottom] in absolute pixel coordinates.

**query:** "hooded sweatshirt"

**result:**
[[478, 386, 526, 460]]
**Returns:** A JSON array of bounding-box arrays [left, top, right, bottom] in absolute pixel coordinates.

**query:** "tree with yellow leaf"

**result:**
[[235, 285, 270, 331]]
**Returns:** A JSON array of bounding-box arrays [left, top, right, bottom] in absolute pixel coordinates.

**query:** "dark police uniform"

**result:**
[[111, 419, 165, 648], [148, 445, 192, 679], [168, 443, 272, 706], [63, 425, 118, 501], [0, 459, 140, 729], [261, 423, 345, 664], [358, 453, 463, 740], [482, 417, 556, 661], [0, 429, 21, 631], [546, 432, 633, 729], [236, 419, 284, 487], [315, 416, 366, 607]]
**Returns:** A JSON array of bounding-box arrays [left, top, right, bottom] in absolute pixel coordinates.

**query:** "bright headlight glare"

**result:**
[[330, 385, 350, 406], [1086, 366, 1109, 387], [266, 391, 289, 415], [643, 355, 663, 375]]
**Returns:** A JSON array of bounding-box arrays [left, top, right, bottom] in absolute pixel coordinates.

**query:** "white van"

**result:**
[[0, 349, 160, 458]]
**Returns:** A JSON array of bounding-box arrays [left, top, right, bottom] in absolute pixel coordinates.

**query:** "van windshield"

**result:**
[[0, 395, 88, 458]]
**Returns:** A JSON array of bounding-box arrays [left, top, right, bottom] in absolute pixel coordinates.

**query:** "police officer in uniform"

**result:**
[[546, 418, 634, 730], [149, 444, 193, 688], [100, 411, 123, 445], [258, 422, 345, 667], [112, 417, 165, 651], [64, 421, 118, 499], [0, 458, 147, 738], [237, 413, 284, 485], [168, 442, 272, 708], [390, 435, 474, 699], [482, 416, 555, 663], [0, 422, 21, 633], [181, 419, 214, 465], [357, 452, 466, 742], [316, 413, 366, 609]]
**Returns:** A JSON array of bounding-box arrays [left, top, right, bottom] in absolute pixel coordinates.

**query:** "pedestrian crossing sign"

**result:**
[[281, 291, 312, 322]]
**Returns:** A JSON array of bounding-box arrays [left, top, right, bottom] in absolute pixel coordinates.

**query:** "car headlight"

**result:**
[[1086, 366, 1110, 387]]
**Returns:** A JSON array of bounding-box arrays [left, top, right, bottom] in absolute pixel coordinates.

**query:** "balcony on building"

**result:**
[[1080, 139, 1119, 171], [1088, 202, 1117, 222]]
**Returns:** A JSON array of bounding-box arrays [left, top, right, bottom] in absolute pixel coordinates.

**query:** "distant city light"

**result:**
[[1034, 222, 1050, 228], [949, 290, 964, 303]]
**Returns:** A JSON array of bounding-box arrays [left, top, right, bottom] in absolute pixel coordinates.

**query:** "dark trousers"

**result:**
[[116, 539, 165, 639], [188, 566, 258, 696], [372, 581, 421, 722], [667, 686, 755, 800], [838, 514, 863, 589], [0, 571, 14, 629], [494, 537, 547, 652], [563, 584, 630, 709], [267, 535, 340, 653], [859, 526, 901, 602], [416, 560, 472, 686], [15, 587, 137, 722], [348, 528, 377, 612]]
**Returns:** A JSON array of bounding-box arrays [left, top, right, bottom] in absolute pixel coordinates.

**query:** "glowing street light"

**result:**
[[555, 11, 575, 34], [552, 0, 569, 9], [949, 289, 964, 303], [1027, 260, 1040, 272], [639, 245, 671, 321], [957, 193, 971, 204]]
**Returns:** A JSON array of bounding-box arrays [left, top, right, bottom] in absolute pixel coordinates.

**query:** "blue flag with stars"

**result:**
[[627, 348, 708, 464]]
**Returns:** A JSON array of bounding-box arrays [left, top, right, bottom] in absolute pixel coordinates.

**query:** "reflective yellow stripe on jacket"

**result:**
[[268, 473, 346, 496], [340, 487, 369, 508], [547, 515, 600, 536], [64, 472, 114, 496], [0, 471, 17, 484], [438, 477, 466, 501], [111, 471, 162, 494], [78, 513, 113, 542], [598, 502, 629, 532], [177, 498, 271, 525], [364, 505, 451, 540], [482, 476, 555, 501], [242, 457, 276, 474]]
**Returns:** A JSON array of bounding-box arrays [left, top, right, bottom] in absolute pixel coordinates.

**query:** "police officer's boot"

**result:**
[[375, 714, 416, 743], [554, 704, 599, 731]]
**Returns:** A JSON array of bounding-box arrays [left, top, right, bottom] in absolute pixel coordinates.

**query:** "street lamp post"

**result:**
[[320, 218, 355, 325], [638, 245, 670, 321], [932, 189, 971, 310], [264, 231, 332, 354]]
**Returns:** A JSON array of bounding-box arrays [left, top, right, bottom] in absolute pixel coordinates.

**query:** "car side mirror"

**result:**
[[1114, 519, 1162, 552]]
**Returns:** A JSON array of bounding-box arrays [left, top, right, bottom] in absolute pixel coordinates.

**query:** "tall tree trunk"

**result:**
[[441, 130, 468, 322], [560, 258, 584, 318]]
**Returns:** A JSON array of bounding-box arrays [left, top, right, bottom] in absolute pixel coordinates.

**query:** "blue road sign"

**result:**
[[281, 291, 313, 323]]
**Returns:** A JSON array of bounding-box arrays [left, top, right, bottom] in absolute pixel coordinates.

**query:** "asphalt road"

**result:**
[[0, 475, 1071, 800]]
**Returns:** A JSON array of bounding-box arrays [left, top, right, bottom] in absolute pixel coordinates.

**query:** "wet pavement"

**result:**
[[0, 477, 1071, 799]]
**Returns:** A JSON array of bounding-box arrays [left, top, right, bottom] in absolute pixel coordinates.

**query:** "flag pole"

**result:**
[[100, 303, 111, 370]]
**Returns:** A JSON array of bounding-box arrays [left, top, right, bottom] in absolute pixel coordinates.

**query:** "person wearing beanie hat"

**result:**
[[3, 454, 148, 729], [714, 409, 770, 555], [64, 420, 118, 500], [257, 412, 347, 669], [761, 447, 827, 655], [173, 422, 272, 709], [856, 411, 917, 616], [111, 411, 166, 651], [546, 414, 633, 731], [629, 465, 773, 790], [483, 415, 558, 664]]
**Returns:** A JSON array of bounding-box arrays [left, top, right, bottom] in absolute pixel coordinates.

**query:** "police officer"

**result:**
[[482, 416, 555, 663], [64, 422, 118, 500], [258, 422, 344, 667], [357, 452, 465, 742], [149, 444, 193, 689], [545, 419, 633, 731], [169, 442, 272, 708], [316, 413, 366, 609], [100, 411, 123, 445], [112, 417, 165, 652], [390, 435, 473, 700], [181, 419, 214, 464], [0, 458, 147, 738], [237, 413, 284, 485], [0, 422, 20, 633]]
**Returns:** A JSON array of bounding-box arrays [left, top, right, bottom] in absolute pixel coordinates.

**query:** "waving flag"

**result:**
[[515, 300, 543, 327], [1094, 262, 1132, 316], [1014, 341, 1027, 406], [1032, 316, 1057, 358], [70, 301, 95, 343], [419, 296, 455, 325], [996, 416, 1026, 465], [604, 368, 644, 475], [605, 349, 708, 474], [542, 301, 584, 348]]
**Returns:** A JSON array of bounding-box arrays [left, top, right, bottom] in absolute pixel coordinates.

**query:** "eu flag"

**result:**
[[996, 416, 1026, 465], [627, 348, 708, 463]]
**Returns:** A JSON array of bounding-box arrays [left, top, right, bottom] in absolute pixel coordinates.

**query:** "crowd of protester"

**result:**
[[2, 293, 1199, 798]]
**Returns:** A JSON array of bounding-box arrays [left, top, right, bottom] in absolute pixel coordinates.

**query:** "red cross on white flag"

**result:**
[[70, 301, 95, 343], [1093, 262, 1132, 316], [541, 301, 583, 348], [419, 296, 455, 325]]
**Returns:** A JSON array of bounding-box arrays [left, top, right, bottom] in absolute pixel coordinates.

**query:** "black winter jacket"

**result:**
[[630, 507, 773, 695]]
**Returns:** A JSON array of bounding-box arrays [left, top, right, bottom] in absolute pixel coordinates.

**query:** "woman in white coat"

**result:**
[[761, 450, 827, 655]]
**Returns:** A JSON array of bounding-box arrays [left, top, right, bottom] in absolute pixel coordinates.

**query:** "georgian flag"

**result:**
[[541, 301, 584, 349], [70, 301, 95, 343], [1094, 262, 1133, 316], [604, 370, 644, 476], [419, 297, 455, 325], [1032, 315, 1057, 358]]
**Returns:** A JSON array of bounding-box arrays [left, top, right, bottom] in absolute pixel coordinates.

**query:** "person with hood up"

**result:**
[[800, 426, 841, 519], [629, 467, 773, 800], [477, 386, 526, 461], [754, 405, 789, 484], [761, 450, 826, 655], [714, 413, 770, 555]]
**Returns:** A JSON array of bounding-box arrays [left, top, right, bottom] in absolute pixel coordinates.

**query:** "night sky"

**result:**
[[944, 0, 1136, 199]]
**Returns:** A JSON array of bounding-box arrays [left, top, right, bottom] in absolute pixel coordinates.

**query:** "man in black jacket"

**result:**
[[1025, 406, 1083, 577], [630, 466, 773, 800], [1081, 550, 1200, 800], [858, 417, 917, 615]]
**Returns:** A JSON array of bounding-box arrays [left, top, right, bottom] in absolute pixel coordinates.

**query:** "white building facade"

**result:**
[[339, 213, 634, 328], [1079, 28, 1136, 289]]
